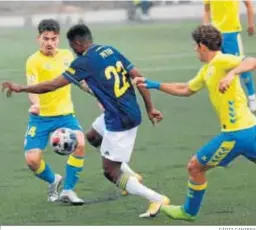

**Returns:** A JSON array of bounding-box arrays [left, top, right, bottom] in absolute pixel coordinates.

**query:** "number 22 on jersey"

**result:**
[[105, 61, 130, 98]]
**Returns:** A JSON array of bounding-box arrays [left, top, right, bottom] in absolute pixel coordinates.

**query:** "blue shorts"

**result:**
[[197, 126, 256, 167], [221, 32, 243, 56], [24, 114, 82, 152]]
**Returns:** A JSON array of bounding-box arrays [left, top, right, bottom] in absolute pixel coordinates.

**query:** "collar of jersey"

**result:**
[[207, 51, 221, 66], [38, 49, 59, 58], [83, 44, 97, 56]]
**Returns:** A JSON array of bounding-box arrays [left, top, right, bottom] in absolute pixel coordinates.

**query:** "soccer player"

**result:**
[[203, 0, 256, 111], [79, 82, 143, 196], [2, 24, 169, 217], [133, 25, 256, 221], [23, 19, 85, 205], [84, 99, 143, 196]]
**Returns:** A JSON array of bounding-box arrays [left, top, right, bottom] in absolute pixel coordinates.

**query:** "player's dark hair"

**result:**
[[192, 25, 222, 51], [38, 19, 60, 34], [66, 24, 93, 43]]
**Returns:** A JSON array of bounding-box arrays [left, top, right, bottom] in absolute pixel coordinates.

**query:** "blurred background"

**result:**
[[0, 0, 250, 27], [0, 0, 200, 25], [0, 0, 211, 26]]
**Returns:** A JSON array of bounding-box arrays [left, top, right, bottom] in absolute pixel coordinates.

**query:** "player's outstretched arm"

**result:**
[[244, 0, 255, 36], [220, 57, 256, 93], [1, 75, 69, 97], [134, 77, 194, 97], [159, 82, 195, 97]]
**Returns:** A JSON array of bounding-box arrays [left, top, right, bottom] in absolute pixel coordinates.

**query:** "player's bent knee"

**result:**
[[25, 149, 42, 171], [86, 129, 103, 148], [187, 156, 204, 176]]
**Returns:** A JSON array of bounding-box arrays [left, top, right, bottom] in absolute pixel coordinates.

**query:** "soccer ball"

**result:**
[[50, 128, 78, 156]]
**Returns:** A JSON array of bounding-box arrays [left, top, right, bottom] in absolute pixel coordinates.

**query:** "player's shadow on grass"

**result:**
[[58, 192, 123, 206]]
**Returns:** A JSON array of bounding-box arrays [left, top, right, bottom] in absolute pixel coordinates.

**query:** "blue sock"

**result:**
[[183, 181, 207, 216], [64, 155, 84, 190], [35, 160, 55, 184], [241, 72, 255, 96]]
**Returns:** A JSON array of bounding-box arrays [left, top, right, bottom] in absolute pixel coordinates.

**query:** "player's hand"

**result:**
[[148, 108, 163, 125], [133, 77, 146, 88], [80, 80, 94, 96], [247, 25, 255, 36], [29, 104, 40, 115], [1, 81, 23, 97], [80, 80, 89, 91], [133, 77, 160, 89], [219, 74, 234, 93]]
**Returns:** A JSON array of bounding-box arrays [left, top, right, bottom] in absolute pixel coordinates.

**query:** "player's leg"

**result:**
[[86, 114, 143, 194], [87, 126, 141, 177], [222, 32, 256, 111], [241, 126, 256, 164], [161, 156, 210, 221], [56, 114, 85, 205], [86, 127, 103, 149], [101, 127, 169, 217], [24, 115, 62, 202], [161, 133, 241, 221], [86, 114, 105, 149]]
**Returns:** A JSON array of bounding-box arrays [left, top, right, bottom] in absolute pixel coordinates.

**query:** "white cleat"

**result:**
[[139, 195, 170, 218], [59, 190, 84, 205], [249, 99, 256, 113], [48, 174, 63, 202]]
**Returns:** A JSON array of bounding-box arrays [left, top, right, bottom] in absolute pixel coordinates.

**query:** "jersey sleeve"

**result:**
[[63, 57, 90, 87], [188, 67, 205, 92], [26, 58, 38, 85], [219, 55, 244, 71]]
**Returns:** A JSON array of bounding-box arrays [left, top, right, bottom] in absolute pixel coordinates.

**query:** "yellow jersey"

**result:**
[[204, 0, 242, 33], [26, 49, 74, 116], [188, 52, 256, 132]]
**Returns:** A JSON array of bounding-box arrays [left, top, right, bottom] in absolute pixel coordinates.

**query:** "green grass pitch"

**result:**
[[0, 20, 255, 225]]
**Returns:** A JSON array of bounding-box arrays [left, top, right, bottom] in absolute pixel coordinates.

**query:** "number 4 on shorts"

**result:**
[[26, 126, 37, 137]]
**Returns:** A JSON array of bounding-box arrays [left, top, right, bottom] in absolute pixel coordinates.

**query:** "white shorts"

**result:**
[[92, 113, 106, 136], [100, 126, 138, 163]]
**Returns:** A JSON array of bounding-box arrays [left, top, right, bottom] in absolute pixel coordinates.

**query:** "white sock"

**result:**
[[121, 163, 136, 176], [125, 176, 163, 202], [249, 95, 256, 101]]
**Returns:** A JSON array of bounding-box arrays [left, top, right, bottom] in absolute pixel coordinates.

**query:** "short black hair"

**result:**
[[67, 24, 93, 42], [38, 19, 60, 34], [192, 25, 222, 51]]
